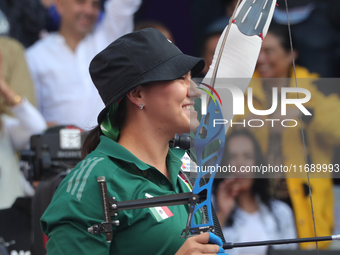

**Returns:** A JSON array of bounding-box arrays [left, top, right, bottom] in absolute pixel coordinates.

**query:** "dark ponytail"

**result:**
[[81, 125, 103, 159], [81, 97, 128, 159]]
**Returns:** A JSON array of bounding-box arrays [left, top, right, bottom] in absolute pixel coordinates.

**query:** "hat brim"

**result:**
[[97, 53, 205, 124]]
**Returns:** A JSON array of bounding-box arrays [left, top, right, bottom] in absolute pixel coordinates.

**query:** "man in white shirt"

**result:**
[[26, 0, 141, 130]]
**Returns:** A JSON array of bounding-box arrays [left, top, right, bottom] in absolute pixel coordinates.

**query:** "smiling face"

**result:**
[[140, 72, 202, 136], [57, 0, 100, 37], [256, 32, 293, 78]]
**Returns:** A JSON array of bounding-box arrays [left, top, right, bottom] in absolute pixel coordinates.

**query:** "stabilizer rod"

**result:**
[[223, 235, 340, 250]]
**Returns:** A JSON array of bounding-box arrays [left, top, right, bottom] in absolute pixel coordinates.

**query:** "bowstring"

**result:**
[[284, 0, 320, 253]]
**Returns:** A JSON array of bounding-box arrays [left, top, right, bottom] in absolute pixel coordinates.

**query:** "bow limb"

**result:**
[[184, 0, 277, 238]]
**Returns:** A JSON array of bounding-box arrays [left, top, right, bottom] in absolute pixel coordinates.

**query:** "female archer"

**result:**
[[40, 0, 277, 254]]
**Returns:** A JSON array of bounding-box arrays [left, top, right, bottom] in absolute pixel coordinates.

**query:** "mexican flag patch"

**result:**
[[145, 193, 174, 222]]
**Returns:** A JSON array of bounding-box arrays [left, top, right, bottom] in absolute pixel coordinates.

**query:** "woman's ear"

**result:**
[[126, 86, 144, 108]]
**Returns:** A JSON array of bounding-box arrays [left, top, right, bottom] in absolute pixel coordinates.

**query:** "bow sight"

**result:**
[[87, 177, 207, 243]]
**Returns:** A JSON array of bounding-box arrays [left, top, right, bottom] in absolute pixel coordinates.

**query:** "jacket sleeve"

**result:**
[[5, 98, 46, 150], [41, 161, 113, 255]]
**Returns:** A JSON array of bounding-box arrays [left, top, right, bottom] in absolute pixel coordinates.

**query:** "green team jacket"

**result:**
[[41, 135, 201, 255]]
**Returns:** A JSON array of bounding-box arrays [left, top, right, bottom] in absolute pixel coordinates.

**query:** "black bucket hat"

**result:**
[[89, 28, 205, 124]]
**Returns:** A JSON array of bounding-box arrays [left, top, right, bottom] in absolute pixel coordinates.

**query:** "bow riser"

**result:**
[[187, 100, 225, 236]]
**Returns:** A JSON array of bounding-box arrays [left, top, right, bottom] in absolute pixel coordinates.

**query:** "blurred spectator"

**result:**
[[0, 70, 46, 210], [0, 0, 48, 48], [245, 24, 339, 249], [274, 0, 340, 77], [0, 38, 45, 252], [214, 130, 297, 255], [135, 20, 174, 43], [0, 36, 45, 210], [40, 0, 109, 32], [0, 36, 36, 116], [26, 0, 141, 131], [201, 0, 340, 77]]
